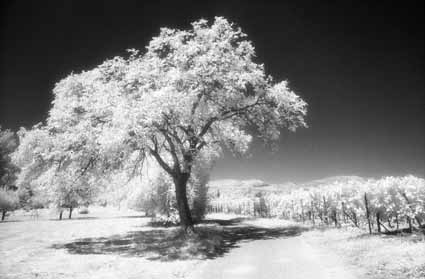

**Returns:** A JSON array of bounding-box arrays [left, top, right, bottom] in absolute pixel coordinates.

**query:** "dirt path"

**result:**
[[189, 220, 358, 279]]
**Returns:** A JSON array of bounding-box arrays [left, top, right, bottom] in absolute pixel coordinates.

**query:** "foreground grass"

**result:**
[[0, 210, 300, 279], [1, 209, 424, 279], [302, 226, 425, 279], [0, 208, 199, 279]]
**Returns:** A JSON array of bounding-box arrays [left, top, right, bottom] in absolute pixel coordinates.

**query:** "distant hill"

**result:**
[[208, 179, 296, 198], [208, 175, 367, 199], [209, 179, 269, 188], [299, 175, 367, 189]]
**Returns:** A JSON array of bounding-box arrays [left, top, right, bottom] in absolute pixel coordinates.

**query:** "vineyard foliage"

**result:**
[[208, 175, 425, 232]]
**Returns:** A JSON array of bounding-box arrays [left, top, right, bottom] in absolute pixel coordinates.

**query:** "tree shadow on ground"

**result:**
[[52, 218, 307, 261]]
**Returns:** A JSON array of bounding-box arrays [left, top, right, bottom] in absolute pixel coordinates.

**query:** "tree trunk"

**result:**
[[353, 211, 358, 227], [311, 201, 315, 225], [378, 219, 390, 233], [407, 216, 413, 233], [300, 200, 305, 223], [68, 207, 73, 219], [364, 193, 372, 234], [376, 212, 381, 233], [387, 218, 393, 228], [59, 211, 63, 220], [333, 209, 338, 227], [343, 210, 359, 228], [401, 192, 423, 227], [395, 214, 399, 231], [322, 196, 328, 225], [415, 218, 422, 228], [1, 210, 6, 221], [341, 202, 346, 224], [173, 174, 194, 233]]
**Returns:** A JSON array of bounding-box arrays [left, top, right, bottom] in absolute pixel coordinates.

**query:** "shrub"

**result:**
[[78, 207, 89, 214], [127, 173, 175, 217], [149, 209, 180, 227]]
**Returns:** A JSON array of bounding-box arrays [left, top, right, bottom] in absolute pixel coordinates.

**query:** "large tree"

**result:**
[[14, 17, 307, 232]]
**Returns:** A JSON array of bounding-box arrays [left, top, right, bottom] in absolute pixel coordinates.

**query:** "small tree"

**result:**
[[0, 189, 18, 221], [17, 182, 46, 211], [0, 127, 20, 221], [0, 127, 19, 191], [13, 127, 100, 219], [45, 172, 97, 219], [134, 172, 175, 218]]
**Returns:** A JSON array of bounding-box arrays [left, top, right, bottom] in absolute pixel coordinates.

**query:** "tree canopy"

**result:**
[[13, 17, 307, 229]]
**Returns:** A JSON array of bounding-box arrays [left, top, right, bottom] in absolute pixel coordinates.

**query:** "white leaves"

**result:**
[[214, 121, 252, 155], [13, 16, 309, 206], [268, 81, 308, 131]]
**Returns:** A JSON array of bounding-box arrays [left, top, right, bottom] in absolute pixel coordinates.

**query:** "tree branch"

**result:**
[[158, 128, 181, 172], [149, 147, 174, 176], [198, 117, 218, 138], [196, 97, 265, 140]]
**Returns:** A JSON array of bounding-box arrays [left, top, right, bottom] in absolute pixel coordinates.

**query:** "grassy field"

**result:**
[[0, 207, 201, 279], [1, 208, 424, 279], [303, 227, 425, 279]]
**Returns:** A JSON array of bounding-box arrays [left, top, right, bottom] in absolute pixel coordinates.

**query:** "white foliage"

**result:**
[[12, 17, 307, 219]]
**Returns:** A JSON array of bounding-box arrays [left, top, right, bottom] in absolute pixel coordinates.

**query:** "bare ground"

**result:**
[[189, 222, 358, 279]]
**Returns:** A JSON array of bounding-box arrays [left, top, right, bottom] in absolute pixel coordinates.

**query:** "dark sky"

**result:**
[[1, 0, 424, 183]]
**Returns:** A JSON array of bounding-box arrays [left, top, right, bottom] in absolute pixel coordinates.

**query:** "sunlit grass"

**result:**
[[303, 227, 425, 279]]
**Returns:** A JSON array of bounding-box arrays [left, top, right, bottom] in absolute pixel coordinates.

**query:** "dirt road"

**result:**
[[189, 220, 358, 279]]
